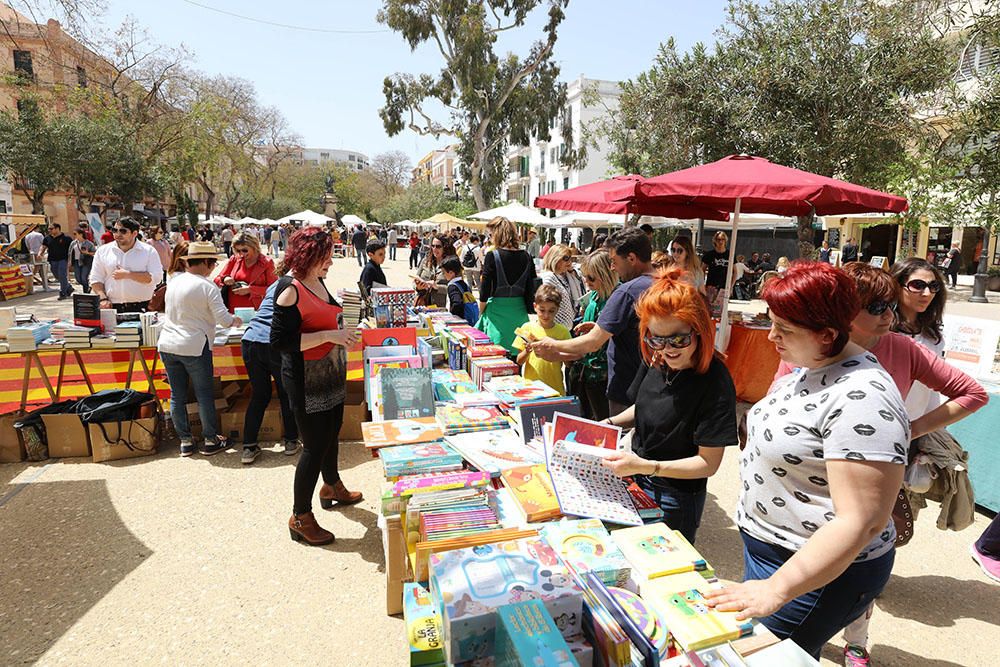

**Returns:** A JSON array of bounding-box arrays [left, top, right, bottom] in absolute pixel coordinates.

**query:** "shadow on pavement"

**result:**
[[821, 642, 968, 667], [316, 505, 385, 569], [0, 479, 152, 663], [877, 573, 1000, 627], [695, 491, 744, 582]]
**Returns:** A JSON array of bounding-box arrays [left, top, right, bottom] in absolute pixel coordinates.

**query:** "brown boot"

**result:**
[[288, 512, 334, 546], [319, 480, 363, 509]]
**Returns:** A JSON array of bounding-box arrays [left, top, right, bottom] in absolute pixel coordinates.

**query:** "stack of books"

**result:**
[[445, 430, 544, 478], [114, 321, 143, 348], [431, 369, 478, 402], [485, 376, 561, 410], [140, 312, 161, 348], [379, 441, 464, 479], [436, 404, 509, 435], [213, 325, 247, 346], [469, 357, 519, 389], [37, 336, 65, 349], [7, 321, 53, 352], [91, 333, 117, 348], [62, 324, 100, 349], [339, 288, 364, 328]]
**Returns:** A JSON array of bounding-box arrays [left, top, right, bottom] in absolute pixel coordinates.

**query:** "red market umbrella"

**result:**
[[605, 155, 909, 350], [534, 175, 729, 221]]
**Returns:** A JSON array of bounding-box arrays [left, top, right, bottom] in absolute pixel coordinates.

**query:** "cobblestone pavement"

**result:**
[[1, 252, 997, 666]]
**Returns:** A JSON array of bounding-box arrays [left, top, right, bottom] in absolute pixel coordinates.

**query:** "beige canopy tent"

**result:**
[[422, 212, 485, 231], [470, 201, 551, 226]]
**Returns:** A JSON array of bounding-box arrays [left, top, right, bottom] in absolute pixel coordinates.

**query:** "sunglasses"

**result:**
[[234, 247, 250, 255], [644, 331, 694, 350], [112, 228, 131, 235], [904, 279, 942, 294], [865, 300, 897, 316]]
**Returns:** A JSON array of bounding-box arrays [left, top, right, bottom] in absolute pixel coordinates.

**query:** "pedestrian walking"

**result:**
[[408, 232, 420, 269], [39, 224, 74, 299], [944, 243, 961, 288], [69, 229, 96, 294], [387, 226, 398, 261]]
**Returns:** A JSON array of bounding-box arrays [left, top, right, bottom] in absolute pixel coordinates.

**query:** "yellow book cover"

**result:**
[[659, 588, 752, 651], [610, 523, 707, 579], [499, 464, 563, 523], [413, 528, 538, 581], [640, 570, 721, 600]]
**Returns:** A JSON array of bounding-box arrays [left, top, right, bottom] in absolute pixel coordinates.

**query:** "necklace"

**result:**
[[661, 366, 683, 386]]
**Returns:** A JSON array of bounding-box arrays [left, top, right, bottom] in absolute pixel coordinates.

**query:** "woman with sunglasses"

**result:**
[[414, 234, 457, 307], [214, 232, 277, 313], [271, 228, 362, 546], [569, 251, 618, 421], [540, 244, 585, 330], [668, 235, 707, 296], [601, 269, 738, 544]]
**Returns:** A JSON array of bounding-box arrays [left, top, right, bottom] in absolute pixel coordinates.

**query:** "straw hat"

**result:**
[[184, 241, 220, 260]]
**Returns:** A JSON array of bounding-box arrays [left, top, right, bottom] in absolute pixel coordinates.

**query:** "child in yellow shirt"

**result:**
[[514, 284, 571, 394]]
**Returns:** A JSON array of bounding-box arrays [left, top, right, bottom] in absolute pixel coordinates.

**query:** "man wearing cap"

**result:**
[[90, 217, 163, 313]]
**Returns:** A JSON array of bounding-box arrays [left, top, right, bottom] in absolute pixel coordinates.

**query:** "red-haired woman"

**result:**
[[271, 227, 362, 546], [602, 269, 738, 544], [703, 261, 910, 660]]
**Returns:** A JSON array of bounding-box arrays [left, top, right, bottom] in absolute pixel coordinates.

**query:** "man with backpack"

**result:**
[[461, 233, 482, 291]]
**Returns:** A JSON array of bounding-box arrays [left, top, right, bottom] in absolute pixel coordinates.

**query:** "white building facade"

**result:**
[[504, 76, 620, 208], [293, 148, 370, 171]]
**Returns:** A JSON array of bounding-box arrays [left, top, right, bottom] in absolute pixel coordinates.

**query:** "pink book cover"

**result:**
[[551, 413, 622, 451], [390, 471, 491, 496]]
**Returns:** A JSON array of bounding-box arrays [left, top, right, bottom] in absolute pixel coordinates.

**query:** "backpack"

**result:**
[[73, 389, 155, 424], [462, 245, 477, 268]]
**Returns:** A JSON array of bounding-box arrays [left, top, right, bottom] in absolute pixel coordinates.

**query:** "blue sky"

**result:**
[[102, 0, 729, 163]]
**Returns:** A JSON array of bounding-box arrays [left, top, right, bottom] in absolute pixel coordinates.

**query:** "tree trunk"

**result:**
[[31, 191, 45, 215], [470, 163, 487, 211], [796, 213, 816, 260]]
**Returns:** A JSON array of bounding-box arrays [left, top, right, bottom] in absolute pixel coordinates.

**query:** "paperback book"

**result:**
[[444, 430, 544, 478], [381, 367, 436, 420]]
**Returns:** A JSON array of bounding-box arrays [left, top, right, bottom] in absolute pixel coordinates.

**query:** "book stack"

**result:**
[[380, 470, 492, 515], [431, 369, 478, 402], [65, 324, 102, 350], [114, 320, 143, 348], [214, 324, 247, 346], [610, 523, 709, 580], [485, 376, 561, 410], [6, 321, 53, 352], [37, 336, 64, 349], [405, 486, 501, 547], [445, 430, 544, 478], [91, 333, 117, 348], [539, 518, 632, 588], [140, 312, 161, 348], [498, 463, 562, 523], [339, 288, 364, 328], [436, 404, 509, 435], [469, 356, 519, 389], [379, 441, 464, 479]]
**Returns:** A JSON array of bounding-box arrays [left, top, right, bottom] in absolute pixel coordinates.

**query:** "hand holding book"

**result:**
[[602, 450, 658, 478]]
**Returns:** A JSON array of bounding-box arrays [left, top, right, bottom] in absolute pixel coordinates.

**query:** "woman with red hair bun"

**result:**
[[602, 268, 738, 544], [271, 227, 363, 546]]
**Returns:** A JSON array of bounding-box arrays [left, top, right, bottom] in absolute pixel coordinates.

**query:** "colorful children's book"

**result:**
[[436, 404, 509, 435], [403, 583, 447, 666], [584, 572, 660, 667], [445, 430, 544, 478], [609, 523, 707, 579], [381, 471, 492, 514], [362, 327, 418, 348], [412, 527, 538, 583], [625, 480, 666, 521], [381, 367, 436, 420], [515, 398, 582, 445], [495, 600, 580, 667], [379, 441, 463, 478], [485, 375, 562, 406], [362, 417, 444, 450], [638, 570, 722, 600], [499, 464, 563, 523], [607, 586, 672, 661], [539, 518, 631, 588], [551, 412, 621, 451], [431, 368, 478, 402], [470, 357, 519, 389], [659, 588, 753, 651]]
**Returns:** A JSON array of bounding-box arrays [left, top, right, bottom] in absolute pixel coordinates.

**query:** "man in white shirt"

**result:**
[[221, 225, 235, 257], [90, 217, 163, 313], [25, 227, 44, 258], [387, 226, 398, 261]]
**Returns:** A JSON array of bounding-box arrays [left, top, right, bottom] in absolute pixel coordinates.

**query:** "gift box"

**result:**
[[429, 537, 583, 664]]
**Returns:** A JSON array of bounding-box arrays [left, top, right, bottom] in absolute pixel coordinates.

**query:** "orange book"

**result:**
[[362, 417, 444, 450], [499, 464, 562, 523]]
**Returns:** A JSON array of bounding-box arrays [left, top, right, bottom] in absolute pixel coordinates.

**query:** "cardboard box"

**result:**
[[0, 410, 27, 463], [184, 398, 228, 440], [341, 402, 369, 441], [90, 416, 160, 463], [218, 398, 284, 443], [41, 413, 91, 458]]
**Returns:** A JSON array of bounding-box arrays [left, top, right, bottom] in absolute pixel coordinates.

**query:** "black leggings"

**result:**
[[292, 402, 345, 514]]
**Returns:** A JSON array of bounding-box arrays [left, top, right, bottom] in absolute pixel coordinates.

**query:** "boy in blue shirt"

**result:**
[[441, 257, 479, 325]]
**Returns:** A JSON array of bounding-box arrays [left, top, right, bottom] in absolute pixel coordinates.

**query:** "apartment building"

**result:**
[[412, 145, 459, 189], [291, 147, 369, 171], [504, 76, 620, 209]]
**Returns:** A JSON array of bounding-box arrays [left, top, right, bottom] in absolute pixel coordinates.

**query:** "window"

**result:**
[[0, 200, 7, 214], [320, 152, 329, 160], [539, 150, 545, 171], [549, 180, 556, 193], [958, 38, 1000, 81], [563, 177, 569, 190], [348, 154, 356, 161], [993, 234, 1000, 266], [76, 66, 87, 88], [13, 50, 33, 80]]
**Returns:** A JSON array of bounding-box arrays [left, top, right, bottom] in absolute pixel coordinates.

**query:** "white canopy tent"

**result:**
[[206, 215, 237, 227], [470, 201, 551, 226], [341, 214, 367, 227], [234, 216, 259, 226], [258, 218, 280, 227], [276, 209, 335, 227], [395, 219, 417, 229]]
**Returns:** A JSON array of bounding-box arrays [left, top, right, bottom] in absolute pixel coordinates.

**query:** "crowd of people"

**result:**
[[12, 211, 999, 663]]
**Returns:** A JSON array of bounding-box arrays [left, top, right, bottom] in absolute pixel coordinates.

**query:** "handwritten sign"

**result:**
[[942, 315, 1000, 383]]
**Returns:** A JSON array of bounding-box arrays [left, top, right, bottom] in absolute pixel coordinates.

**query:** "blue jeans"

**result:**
[[634, 475, 707, 544], [73, 262, 91, 293], [49, 259, 72, 296], [240, 339, 298, 445], [741, 530, 895, 659], [161, 342, 218, 441], [388, 243, 396, 260]]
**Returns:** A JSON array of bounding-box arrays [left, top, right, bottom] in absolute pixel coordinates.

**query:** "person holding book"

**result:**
[[514, 284, 571, 395], [271, 227, 362, 546], [477, 216, 537, 354], [441, 257, 479, 326], [214, 232, 277, 313], [360, 239, 388, 292], [702, 262, 910, 660], [600, 270, 737, 544], [569, 251, 617, 423], [414, 234, 457, 308]]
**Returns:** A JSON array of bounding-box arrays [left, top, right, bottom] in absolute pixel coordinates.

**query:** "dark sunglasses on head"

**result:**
[[644, 331, 694, 350], [865, 300, 897, 316], [904, 279, 942, 294]]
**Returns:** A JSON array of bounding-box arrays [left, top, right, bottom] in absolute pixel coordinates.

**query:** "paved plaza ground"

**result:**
[[1, 251, 998, 666]]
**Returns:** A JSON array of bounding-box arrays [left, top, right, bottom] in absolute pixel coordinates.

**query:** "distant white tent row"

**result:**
[[276, 209, 336, 227], [470, 201, 550, 226]]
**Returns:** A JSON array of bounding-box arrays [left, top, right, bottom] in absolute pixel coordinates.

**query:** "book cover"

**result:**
[[403, 583, 446, 666], [379, 441, 462, 475], [435, 404, 509, 435], [659, 589, 753, 651], [362, 417, 444, 450], [362, 327, 418, 348], [445, 430, 544, 478], [609, 524, 707, 579], [545, 432, 640, 527], [486, 375, 562, 405], [585, 573, 661, 667], [625, 480, 666, 521], [516, 399, 582, 445], [499, 464, 562, 523], [551, 412, 621, 451], [413, 527, 538, 583], [539, 518, 631, 588], [381, 367, 436, 420], [72, 293, 101, 328], [495, 600, 579, 667]]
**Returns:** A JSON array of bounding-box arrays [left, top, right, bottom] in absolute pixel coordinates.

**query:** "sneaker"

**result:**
[[283, 439, 302, 456], [241, 445, 261, 465], [200, 436, 229, 456], [179, 440, 196, 457], [843, 644, 870, 667], [970, 542, 1000, 583]]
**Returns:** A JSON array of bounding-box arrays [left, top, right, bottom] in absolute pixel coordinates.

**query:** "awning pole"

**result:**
[[716, 198, 741, 352]]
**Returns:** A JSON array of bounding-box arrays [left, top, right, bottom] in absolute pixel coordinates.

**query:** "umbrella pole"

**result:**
[[717, 198, 741, 352]]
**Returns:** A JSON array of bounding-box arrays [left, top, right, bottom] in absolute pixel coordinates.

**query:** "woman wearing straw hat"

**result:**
[[158, 241, 241, 457]]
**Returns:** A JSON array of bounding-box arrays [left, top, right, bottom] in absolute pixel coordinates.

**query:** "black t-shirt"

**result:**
[[700, 249, 730, 288], [42, 233, 72, 261], [626, 356, 738, 492], [842, 243, 858, 262]]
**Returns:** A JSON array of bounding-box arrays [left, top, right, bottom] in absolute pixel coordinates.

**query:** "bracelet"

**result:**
[[650, 460, 661, 477]]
